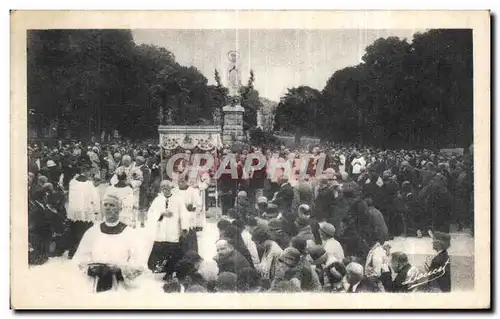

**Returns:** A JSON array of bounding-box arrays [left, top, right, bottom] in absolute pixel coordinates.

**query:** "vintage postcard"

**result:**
[[10, 10, 490, 309]]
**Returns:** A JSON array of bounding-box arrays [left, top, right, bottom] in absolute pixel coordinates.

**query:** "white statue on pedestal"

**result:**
[[227, 51, 241, 98]]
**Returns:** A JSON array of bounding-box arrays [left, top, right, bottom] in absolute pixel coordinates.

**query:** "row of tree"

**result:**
[[28, 29, 473, 149], [273, 29, 473, 149], [28, 30, 265, 141]]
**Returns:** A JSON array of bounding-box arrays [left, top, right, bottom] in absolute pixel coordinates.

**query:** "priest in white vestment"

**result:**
[[110, 155, 143, 188], [104, 170, 135, 227], [67, 166, 100, 258], [145, 180, 190, 280], [187, 165, 211, 232], [72, 194, 143, 293], [174, 176, 200, 254]]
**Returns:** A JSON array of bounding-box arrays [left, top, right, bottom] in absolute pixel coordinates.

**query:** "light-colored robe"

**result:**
[[72, 222, 142, 291], [67, 177, 100, 222]]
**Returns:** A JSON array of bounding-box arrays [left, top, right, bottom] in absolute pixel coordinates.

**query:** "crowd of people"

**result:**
[[27, 138, 474, 293]]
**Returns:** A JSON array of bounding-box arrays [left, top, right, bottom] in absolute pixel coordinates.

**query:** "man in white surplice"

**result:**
[[173, 175, 201, 254], [72, 194, 143, 293], [145, 180, 190, 280], [186, 164, 211, 232]]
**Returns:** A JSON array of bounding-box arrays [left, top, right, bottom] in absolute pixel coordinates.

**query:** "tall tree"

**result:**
[[239, 69, 262, 130], [274, 86, 322, 144], [318, 29, 472, 149]]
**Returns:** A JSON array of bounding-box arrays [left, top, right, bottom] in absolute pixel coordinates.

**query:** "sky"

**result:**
[[132, 29, 424, 102]]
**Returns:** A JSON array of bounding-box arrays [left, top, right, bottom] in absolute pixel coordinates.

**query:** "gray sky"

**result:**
[[132, 29, 424, 101]]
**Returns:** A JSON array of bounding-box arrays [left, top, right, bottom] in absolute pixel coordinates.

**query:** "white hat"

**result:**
[[298, 204, 311, 213], [46, 160, 56, 168], [237, 191, 248, 197], [257, 196, 268, 204]]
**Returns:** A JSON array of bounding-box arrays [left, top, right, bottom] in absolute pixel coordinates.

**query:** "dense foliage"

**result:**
[[274, 29, 473, 149], [28, 30, 228, 140], [28, 29, 473, 149]]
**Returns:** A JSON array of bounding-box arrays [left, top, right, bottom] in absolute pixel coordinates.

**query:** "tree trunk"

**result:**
[[294, 127, 302, 146]]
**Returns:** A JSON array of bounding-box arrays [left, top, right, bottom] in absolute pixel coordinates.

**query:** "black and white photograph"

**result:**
[[10, 10, 490, 309]]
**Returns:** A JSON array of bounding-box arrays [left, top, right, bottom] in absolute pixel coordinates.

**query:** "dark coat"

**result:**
[[269, 229, 291, 250], [313, 186, 336, 221], [295, 225, 315, 243], [235, 198, 257, 223], [381, 264, 415, 292], [215, 250, 251, 275], [398, 166, 419, 188], [429, 250, 451, 292], [296, 181, 314, 207], [139, 165, 151, 190], [367, 206, 389, 244], [280, 216, 298, 237], [283, 259, 318, 292], [273, 183, 295, 210], [28, 157, 39, 175], [345, 279, 378, 293], [363, 182, 382, 204], [337, 198, 371, 260]]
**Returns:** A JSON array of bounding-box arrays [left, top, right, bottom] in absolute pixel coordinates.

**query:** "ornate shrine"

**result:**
[[158, 125, 223, 151], [158, 51, 248, 152]]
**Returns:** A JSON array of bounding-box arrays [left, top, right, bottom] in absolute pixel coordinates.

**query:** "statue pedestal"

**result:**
[[222, 104, 245, 146]]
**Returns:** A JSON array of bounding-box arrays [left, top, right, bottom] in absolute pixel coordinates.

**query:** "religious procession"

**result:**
[[27, 139, 473, 294]]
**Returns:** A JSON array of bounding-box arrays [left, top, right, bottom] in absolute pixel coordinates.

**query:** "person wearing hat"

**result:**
[[272, 247, 321, 292], [313, 173, 338, 224], [66, 164, 100, 259], [379, 169, 401, 237], [40, 159, 61, 188], [255, 196, 268, 218], [426, 231, 451, 292], [295, 176, 314, 208], [344, 262, 376, 293], [72, 194, 143, 293], [30, 175, 49, 202], [398, 160, 418, 188], [271, 247, 302, 287], [362, 170, 382, 201], [270, 173, 295, 214], [307, 245, 346, 292], [294, 215, 315, 250], [234, 190, 256, 224], [267, 218, 291, 250], [319, 223, 345, 263], [380, 251, 419, 293], [297, 203, 311, 218], [251, 224, 283, 281], [262, 202, 279, 220]]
